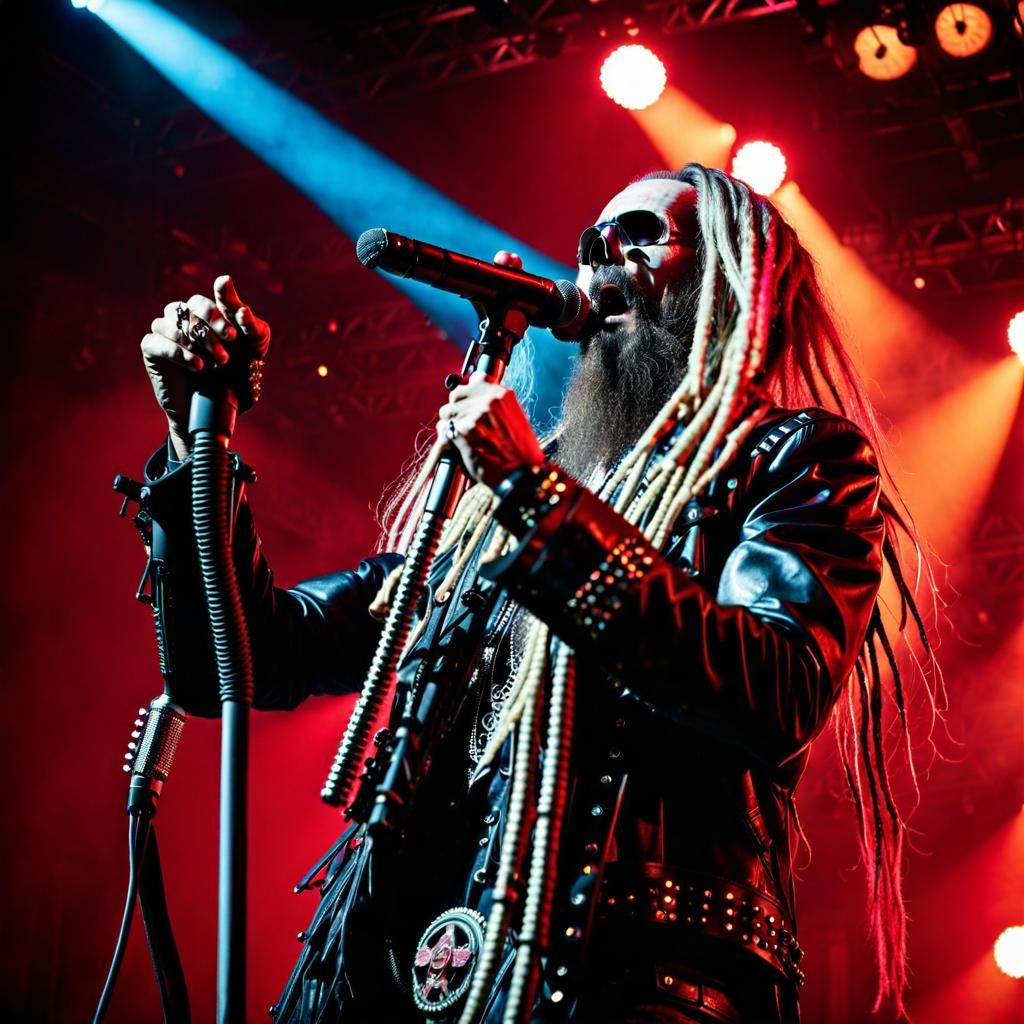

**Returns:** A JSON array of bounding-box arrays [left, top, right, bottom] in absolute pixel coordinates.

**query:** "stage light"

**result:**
[[600, 45, 667, 110], [994, 926, 1024, 978], [913, 275, 926, 289], [1009, 311, 1024, 360], [70, 0, 88, 7], [731, 141, 787, 196], [854, 24, 918, 80], [316, 364, 329, 378], [935, 4, 992, 57]]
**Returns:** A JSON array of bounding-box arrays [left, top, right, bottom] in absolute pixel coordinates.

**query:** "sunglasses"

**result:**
[[577, 209, 685, 266]]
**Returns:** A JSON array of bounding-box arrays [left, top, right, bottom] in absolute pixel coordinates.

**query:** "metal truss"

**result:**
[[259, 299, 455, 423], [118, 1, 816, 164], [846, 198, 1024, 293], [246, 2, 814, 102], [975, 514, 1024, 598]]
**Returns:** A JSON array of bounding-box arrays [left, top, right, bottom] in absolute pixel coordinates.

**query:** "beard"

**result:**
[[554, 265, 699, 483]]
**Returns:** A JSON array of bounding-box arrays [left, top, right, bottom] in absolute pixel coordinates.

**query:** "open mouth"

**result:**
[[596, 283, 631, 322]]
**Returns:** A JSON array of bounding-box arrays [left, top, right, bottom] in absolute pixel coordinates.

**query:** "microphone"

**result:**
[[356, 228, 595, 341], [124, 694, 186, 812]]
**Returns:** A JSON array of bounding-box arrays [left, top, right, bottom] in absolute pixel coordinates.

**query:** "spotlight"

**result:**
[[853, 24, 918, 80], [600, 45, 667, 110], [316, 364, 330, 378], [1009, 311, 1024, 361], [70, 0, 88, 8], [935, 4, 992, 57], [994, 926, 1024, 978], [731, 141, 787, 196], [913, 275, 926, 290]]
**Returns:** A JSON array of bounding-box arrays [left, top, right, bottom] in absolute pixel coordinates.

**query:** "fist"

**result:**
[[437, 372, 545, 489], [141, 275, 270, 458]]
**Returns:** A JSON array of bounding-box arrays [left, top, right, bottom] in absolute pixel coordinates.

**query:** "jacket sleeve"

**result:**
[[137, 440, 400, 717], [478, 414, 884, 765]]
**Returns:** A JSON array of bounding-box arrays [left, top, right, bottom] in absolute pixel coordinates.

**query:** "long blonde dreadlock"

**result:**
[[377, 164, 939, 1020]]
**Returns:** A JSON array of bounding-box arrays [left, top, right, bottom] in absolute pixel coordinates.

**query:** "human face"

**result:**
[[576, 178, 699, 332], [556, 179, 701, 479]]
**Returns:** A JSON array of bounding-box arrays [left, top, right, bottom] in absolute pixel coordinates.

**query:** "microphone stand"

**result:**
[[100, 345, 262, 1023], [188, 356, 261, 1024], [320, 304, 527, 830]]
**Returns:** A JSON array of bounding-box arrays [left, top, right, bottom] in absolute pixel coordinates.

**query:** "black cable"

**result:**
[[139, 828, 191, 1023], [93, 813, 151, 1024]]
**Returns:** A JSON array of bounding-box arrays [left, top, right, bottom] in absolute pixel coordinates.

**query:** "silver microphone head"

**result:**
[[551, 280, 597, 341], [355, 228, 389, 269]]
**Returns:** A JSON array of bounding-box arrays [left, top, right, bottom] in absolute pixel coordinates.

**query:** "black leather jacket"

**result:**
[[135, 404, 883, 1016]]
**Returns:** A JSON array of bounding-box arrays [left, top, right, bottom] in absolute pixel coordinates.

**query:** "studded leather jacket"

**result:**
[[133, 404, 884, 1019]]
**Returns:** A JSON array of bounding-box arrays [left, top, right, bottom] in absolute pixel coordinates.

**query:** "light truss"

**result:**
[[975, 514, 1024, 598], [846, 198, 1024, 293], [248, 2, 816, 103], [115, 0, 817, 164]]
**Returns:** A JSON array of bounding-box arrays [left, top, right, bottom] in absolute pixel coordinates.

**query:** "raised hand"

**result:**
[[141, 276, 270, 459]]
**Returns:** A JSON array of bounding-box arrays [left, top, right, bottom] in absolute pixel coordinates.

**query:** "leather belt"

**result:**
[[597, 862, 806, 987]]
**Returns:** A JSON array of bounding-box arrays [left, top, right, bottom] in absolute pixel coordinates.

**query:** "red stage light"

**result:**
[[600, 45, 667, 110], [994, 926, 1024, 978], [316, 364, 329, 378], [913, 275, 926, 289], [731, 141, 787, 196], [1009, 311, 1024, 361]]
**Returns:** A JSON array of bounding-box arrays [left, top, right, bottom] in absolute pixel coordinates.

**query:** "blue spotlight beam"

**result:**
[[90, 0, 576, 418]]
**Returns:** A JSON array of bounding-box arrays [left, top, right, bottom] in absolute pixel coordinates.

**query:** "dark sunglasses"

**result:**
[[577, 209, 684, 266]]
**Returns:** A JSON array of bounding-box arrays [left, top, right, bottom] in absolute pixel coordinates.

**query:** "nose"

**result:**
[[590, 223, 625, 268]]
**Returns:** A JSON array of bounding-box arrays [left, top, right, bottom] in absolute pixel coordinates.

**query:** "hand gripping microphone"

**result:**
[[356, 228, 596, 341]]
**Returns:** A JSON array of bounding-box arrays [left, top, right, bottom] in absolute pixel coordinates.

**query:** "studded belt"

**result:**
[[597, 862, 806, 987]]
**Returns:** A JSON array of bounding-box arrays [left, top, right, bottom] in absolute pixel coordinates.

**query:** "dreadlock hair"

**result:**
[[374, 164, 941, 1020]]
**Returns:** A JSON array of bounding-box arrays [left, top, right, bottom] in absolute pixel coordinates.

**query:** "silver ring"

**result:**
[[188, 318, 209, 345]]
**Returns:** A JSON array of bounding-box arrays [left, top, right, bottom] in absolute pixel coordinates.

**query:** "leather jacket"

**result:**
[[133, 404, 884, 1018]]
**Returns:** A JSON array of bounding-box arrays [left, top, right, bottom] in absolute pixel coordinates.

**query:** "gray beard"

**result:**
[[554, 267, 699, 483]]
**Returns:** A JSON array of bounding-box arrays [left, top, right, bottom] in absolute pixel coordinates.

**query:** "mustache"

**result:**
[[587, 265, 649, 316]]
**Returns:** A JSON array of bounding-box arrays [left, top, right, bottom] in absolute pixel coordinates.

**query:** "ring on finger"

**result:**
[[175, 303, 191, 346], [187, 315, 209, 347]]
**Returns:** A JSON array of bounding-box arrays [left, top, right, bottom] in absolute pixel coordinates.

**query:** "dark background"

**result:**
[[3, 1, 1023, 1021]]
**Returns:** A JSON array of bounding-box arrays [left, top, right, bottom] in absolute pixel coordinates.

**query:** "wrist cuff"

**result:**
[[493, 462, 574, 536]]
